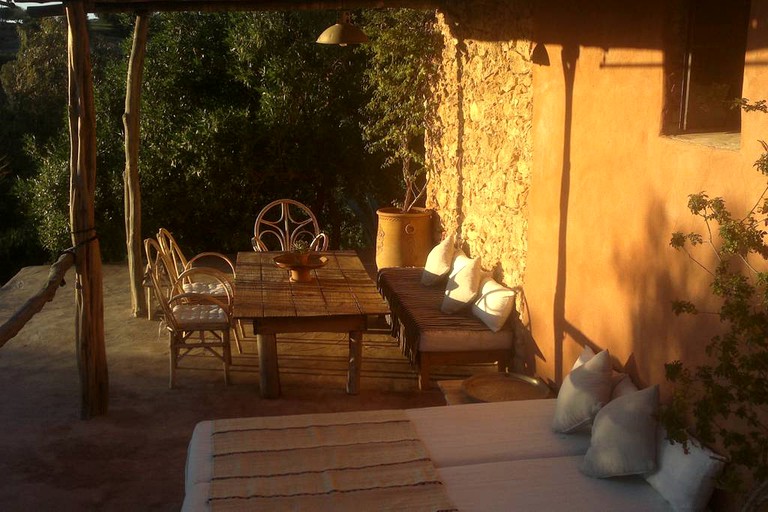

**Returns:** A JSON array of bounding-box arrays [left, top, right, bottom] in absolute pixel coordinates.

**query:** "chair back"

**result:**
[[156, 228, 188, 280], [144, 237, 181, 331], [252, 199, 329, 252]]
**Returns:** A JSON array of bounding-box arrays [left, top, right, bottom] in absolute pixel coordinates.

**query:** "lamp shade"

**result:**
[[316, 13, 369, 46]]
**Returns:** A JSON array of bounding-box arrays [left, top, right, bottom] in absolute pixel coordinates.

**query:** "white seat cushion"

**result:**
[[182, 282, 228, 296], [438, 456, 672, 512], [406, 400, 590, 468], [172, 304, 228, 327], [419, 327, 513, 352]]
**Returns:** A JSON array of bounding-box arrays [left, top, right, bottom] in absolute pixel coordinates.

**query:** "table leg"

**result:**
[[257, 333, 280, 398], [347, 330, 362, 395]]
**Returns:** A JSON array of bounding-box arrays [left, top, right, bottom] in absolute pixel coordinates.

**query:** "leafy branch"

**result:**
[[662, 106, 768, 509], [359, 9, 440, 213]]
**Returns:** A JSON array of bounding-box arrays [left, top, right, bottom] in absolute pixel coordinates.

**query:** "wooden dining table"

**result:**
[[233, 251, 390, 398]]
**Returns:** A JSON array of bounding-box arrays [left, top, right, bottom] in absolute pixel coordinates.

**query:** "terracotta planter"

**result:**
[[375, 207, 433, 269]]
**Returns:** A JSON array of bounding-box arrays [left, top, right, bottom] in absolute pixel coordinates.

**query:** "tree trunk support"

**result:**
[[66, 1, 109, 419], [123, 13, 150, 318]]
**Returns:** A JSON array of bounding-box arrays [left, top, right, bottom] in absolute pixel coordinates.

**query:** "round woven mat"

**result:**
[[462, 373, 551, 403]]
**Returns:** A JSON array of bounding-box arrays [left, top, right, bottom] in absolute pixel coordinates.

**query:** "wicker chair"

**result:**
[[144, 238, 232, 388], [251, 199, 329, 252], [153, 228, 243, 353], [156, 228, 235, 283]]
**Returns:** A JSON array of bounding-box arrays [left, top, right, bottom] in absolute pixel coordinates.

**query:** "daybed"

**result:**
[[184, 399, 676, 511], [183, 349, 723, 511], [378, 267, 515, 390]]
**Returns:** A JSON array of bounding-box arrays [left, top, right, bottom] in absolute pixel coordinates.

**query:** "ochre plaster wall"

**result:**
[[426, 0, 768, 392]]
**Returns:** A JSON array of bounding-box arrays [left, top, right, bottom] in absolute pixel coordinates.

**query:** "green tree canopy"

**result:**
[[1, 9, 439, 281]]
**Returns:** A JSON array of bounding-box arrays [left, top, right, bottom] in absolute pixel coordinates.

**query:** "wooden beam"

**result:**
[[28, 0, 440, 17], [123, 13, 149, 318], [0, 251, 76, 348], [66, 0, 109, 419]]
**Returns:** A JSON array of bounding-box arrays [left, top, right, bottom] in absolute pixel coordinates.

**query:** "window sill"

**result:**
[[663, 132, 741, 151]]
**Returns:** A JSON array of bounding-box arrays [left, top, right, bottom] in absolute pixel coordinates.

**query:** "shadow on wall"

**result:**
[[611, 195, 723, 398], [520, 37, 581, 387], [511, 0, 729, 386]]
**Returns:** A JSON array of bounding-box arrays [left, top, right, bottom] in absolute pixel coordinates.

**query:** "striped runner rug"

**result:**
[[209, 409, 457, 511]]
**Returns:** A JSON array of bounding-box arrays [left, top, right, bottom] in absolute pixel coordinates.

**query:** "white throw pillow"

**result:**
[[421, 234, 455, 286], [611, 372, 639, 399], [440, 255, 481, 314], [552, 349, 613, 433], [645, 428, 725, 512], [572, 345, 596, 370], [580, 385, 659, 478], [572, 346, 639, 400], [471, 277, 516, 332], [449, 250, 470, 274]]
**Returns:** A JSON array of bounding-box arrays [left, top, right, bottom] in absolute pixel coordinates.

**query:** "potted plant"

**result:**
[[359, 9, 440, 269], [291, 239, 313, 266]]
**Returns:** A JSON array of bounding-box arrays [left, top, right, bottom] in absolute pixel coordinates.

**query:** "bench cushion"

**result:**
[[378, 267, 514, 364]]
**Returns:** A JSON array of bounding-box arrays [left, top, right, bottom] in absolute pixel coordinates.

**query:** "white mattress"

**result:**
[[405, 399, 590, 467], [183, 400, 666, 512], [185, 421, 214, 494], [438, 456, 673, 512]]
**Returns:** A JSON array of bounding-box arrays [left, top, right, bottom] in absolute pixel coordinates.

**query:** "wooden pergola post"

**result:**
[[123, 13, 150, 318], [66, 0, 109, 419]]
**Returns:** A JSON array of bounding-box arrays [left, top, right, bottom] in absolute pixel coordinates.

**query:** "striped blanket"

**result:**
[[208, 409, 457, 512]]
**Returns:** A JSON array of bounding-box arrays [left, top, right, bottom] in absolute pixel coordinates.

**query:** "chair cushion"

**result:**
[[182, 282, 228, 296], [172, 304, 228, 327]]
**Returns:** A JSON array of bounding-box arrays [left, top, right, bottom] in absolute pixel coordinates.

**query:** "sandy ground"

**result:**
[[0, 265, 452, 511]]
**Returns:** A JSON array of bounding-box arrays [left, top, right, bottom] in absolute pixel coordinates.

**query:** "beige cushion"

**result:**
[[553, 349, 613, 433], [645, 428, 724, 512], [172, 304, 228, 327], [182, 282, 228, 296], [421, 234, 455, 286], [471, 277, 516, 332], [580, 385, 659, 478], [419, 328, 514, 352], [441, 255, 482, 314]]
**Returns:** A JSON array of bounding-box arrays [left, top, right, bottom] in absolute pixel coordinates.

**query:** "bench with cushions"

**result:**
[[377, 234, 517, 389]]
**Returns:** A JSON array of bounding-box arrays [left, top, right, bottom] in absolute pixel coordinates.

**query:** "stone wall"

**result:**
[[426, 0, 533, 288]]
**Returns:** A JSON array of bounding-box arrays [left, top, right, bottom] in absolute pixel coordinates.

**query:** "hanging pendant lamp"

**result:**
[[316, 11, 369, 46]]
